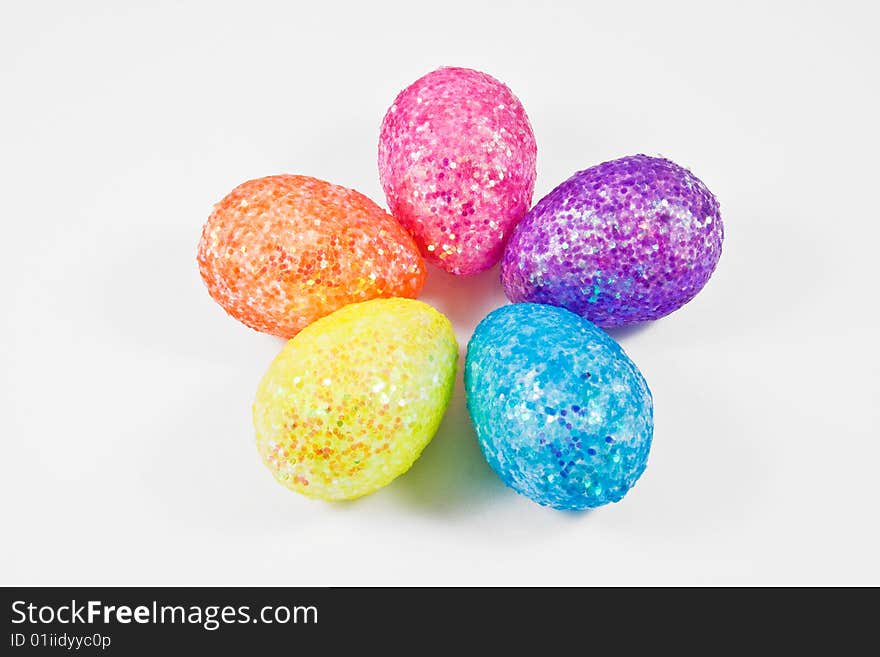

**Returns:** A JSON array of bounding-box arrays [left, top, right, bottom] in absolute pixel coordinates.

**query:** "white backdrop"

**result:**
[[2, 0, 878, 585]]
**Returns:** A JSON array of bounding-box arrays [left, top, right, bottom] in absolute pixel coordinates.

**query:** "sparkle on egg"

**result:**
[[379, 67, 537, 275], [253, 298, 458, 501], [198, 175, 426, 338], [501, 155, 723, 327], [465, 303, 653, 510]]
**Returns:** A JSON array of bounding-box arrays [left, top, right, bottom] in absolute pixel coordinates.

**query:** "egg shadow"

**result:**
[[387, 344, 510, 515], [383, 263, 514, 514], [418, 263, 509, 336], [605, 321, 654, 341]]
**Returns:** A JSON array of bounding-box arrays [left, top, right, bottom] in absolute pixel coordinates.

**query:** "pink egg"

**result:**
[[378, 67, 537, 275]]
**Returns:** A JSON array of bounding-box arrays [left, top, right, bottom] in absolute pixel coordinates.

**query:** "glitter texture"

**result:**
[[253, 298, 458, 501], [378, 67, 537, 275], [465, 303, 653, 510], [501, 155, 723, 327], [198, 175, 426, 338]]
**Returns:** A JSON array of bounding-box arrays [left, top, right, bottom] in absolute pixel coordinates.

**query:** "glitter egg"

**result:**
[[465, 303, 653, 510], [253, 297, 458, 501], [198, 175, 426, 338], [378, 67, 537, 275], [501, 155, 723, 327]]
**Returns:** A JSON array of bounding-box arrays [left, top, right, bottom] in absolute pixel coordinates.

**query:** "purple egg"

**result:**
[[501, 155, 723, 328]]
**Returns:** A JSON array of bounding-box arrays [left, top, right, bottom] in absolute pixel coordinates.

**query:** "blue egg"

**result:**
[[465, 303, 653, 510]]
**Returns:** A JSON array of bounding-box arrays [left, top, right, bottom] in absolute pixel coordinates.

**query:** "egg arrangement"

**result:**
[[198, 66, 724, 510]]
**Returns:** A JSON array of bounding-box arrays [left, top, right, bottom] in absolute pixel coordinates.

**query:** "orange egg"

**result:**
[[198, 175, 426, 338]]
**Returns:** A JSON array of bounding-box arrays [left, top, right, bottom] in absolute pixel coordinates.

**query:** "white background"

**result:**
[[2, 1, 878, 586]]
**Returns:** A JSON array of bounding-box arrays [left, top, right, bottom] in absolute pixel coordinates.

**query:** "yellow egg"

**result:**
[[253, 298, 458, 501]]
